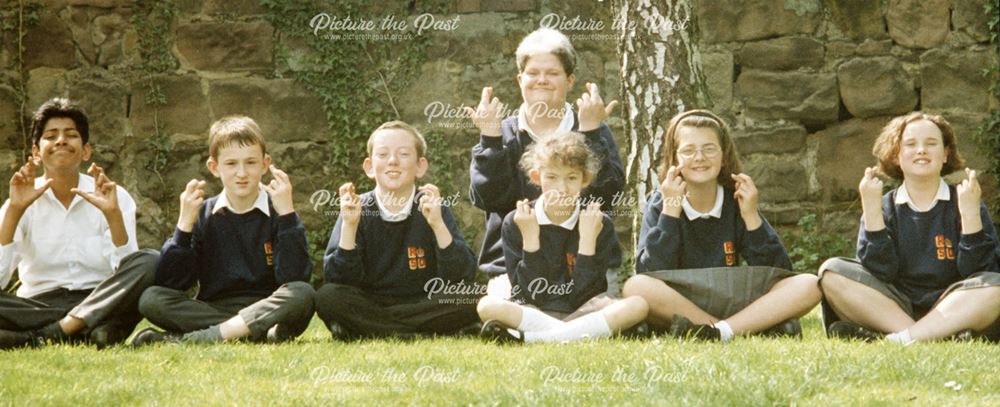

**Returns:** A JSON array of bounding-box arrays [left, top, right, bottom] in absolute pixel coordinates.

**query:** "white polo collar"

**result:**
[[374, 185, 416, 222], [535, 198, 580, 230], [517, 102, 575, 142], [682, 185, 724, 220], [895, 178, 950, 212], [213, 187, 270, 216]]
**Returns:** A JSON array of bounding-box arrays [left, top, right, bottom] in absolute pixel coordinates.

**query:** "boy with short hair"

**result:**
[[0, 97, 158, 349], [132, 115, 314, 345], [314, 120, 481, 339]]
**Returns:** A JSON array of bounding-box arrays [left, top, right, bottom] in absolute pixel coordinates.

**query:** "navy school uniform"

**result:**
[[636, 188, 791, 273], [470, 115, 625, 276], [858, 185, 999, 312], [316, 190, 480, 337], [501, 200, 622, 314]]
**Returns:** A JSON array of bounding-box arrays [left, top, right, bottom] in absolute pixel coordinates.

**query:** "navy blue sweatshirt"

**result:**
[[858, 186, 999, 311], [470, 115, 625, 276], [501, 203, 621, 313], [636, 189, 791, 272], [155, 195, 311, 301], [324, 190, 478, 297]]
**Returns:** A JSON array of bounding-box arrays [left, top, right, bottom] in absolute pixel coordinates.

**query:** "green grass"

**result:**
[[2, 309, 998, 406]]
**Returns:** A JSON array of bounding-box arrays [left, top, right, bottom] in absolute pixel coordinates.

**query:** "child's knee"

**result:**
[[476, 296, 505, 320], [622, 274, 657, 298]]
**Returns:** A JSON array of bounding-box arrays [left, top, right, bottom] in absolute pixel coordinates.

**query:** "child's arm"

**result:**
[[856, 167, 899, 281], [0, 159, 50, 288], [0, 200, 26, 289], [733, 174, 791, 269], [576, 83, 625, 209], [636, 190, 683, 273], [154, 179, 206, 289], [264, 166, 311, 283], [502, 201, 556, 302], [468, 87, 520, 213], [420, 185, 477, 282], [323, 183, 365, 285], [574, 205, 620, 297], [956, 170, 1000, 275]]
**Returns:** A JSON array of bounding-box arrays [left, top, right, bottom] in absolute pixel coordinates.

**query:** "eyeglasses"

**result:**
[[677, 145, 721, 159]]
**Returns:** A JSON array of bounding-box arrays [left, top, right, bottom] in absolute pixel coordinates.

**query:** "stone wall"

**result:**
[[0, 0, 997, 268]]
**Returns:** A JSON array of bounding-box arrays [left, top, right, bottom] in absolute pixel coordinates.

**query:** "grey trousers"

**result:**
[[314, 283, 480, 338], [138, 281, 315, 341], [0, 249, 159, 342]]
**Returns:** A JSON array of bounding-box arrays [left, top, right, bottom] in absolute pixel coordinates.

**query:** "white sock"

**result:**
[[523, 312, 612, 343], [886, 329, 912, 344], [713, 320, 734, 341], [517, 307, 564, 332]]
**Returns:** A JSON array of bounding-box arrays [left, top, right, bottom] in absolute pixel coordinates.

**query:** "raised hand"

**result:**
[[957, 168, 983, 234], [463, 86, 504, 137], [659, 165, 686, 217], [71, 163, 120, 216], [578, 202, 604, 251], [576, 83, 619, 132], [7, 158, 51, 212], [732, 173, 762, 231], [513, 198, 540, 252], [418, 183, 445, 228], [859, 166, 885, 231], [177, 178, 207, 232], [338, 182, 361, 229], [262, 165, 294, 216]]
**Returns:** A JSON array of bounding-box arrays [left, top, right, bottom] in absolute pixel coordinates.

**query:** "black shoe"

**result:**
[[326, 322, 352, 342], [759, 319, 803, 339], [479, 320, 524, 344], [620, 321, 652, 339], [129, 327, 180, 347], [89, 323, 133, 350], [828, 321, 883, 342], [31, 321, 71, 346], [669, 315, 721, 341], [0, 328, 35, 350], [455, 321, 484, 337]]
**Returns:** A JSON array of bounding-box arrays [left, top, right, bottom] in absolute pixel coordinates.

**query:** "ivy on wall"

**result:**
[[1, 1, 42, 156], [975, 1, 1000, 219]]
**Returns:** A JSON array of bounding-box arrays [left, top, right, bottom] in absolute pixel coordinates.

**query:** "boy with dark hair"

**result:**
[[0, 97, 158, 349]]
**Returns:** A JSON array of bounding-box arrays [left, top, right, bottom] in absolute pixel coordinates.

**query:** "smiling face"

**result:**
[[675, 125, 723, 186], [364, 128, 428, 194], [517, 53, 575, 113], [896, 119, 947, 180], [530, 162, 590, 217], [33, 117, 91, 173], [208, 142, 271, 203]]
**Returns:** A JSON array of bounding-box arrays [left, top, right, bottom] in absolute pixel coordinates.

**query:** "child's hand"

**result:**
[[7, 157, 51, 212], [338, 182, 361, 229], [578, 202, 604, 240], [659, 165, 686, 217], [177, 179, 206, 232], [576, 83, 619, 132], [418, 184, 445, 228], [262, 165, 294, 216], [732, 173, 762, 231], [957, 168, 983, 234], [858, 166, 885, 231], [72, 163, 120, 216], [463, 86, 504, 137], [513, 198, 540, 244]]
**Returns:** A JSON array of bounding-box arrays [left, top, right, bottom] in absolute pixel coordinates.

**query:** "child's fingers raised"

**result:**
[[605, 100, 619, 115], [480, 87, 492, 106], [338, 182, 355, 197]]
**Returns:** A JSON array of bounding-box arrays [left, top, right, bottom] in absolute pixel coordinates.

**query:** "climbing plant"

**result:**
[[974, 0, 1000, 221]]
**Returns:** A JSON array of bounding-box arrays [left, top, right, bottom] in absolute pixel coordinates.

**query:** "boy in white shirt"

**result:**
[[0, 98, 158, 349]]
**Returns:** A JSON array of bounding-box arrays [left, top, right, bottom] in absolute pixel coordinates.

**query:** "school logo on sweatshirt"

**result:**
[[264, 242, 274, 266], [935, 235, 955, 260], [566, 253, 576, 275], [723, 241, 736, 266], [408, 247, 427, 270]]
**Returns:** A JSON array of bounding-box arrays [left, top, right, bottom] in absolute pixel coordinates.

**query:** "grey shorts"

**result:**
[[639, 266, 798, 320], [819, 257, 1000, 339]]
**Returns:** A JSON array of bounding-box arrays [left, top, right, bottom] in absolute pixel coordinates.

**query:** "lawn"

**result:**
[[2, 309, 998, 406]]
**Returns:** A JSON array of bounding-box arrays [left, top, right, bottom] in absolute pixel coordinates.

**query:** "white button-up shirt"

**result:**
[[0, 174, 138, 298], [895, 178, 950, 212], [682, 185, 725, 220]]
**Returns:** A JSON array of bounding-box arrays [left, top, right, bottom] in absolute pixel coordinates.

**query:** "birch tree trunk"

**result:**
[[611, 0, 711, 247]]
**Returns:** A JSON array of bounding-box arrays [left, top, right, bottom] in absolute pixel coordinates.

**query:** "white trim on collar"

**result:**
[[534, 198, 580, 230], [895, 178, 950, 212], [517, 102, 575, 142], [374, 185, 416, 222], [213, 186, 270, 216], [682, 185, 724, 220]]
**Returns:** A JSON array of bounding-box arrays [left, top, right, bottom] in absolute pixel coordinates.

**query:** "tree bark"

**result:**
[[611, 0, 711, 247]]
